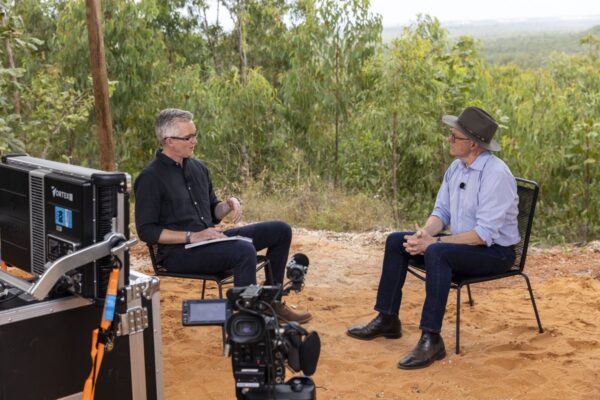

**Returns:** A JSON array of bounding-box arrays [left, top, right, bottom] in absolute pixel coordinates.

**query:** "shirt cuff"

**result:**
[[138, 225, 163, 245], [474, 226, 493, 247], [431, 210, 449, 228]]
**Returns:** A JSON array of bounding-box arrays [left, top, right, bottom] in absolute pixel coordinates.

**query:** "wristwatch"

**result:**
[[185, 231, 192, 244]]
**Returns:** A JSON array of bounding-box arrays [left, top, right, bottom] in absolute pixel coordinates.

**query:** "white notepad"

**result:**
[[184, 235, 253, 250]]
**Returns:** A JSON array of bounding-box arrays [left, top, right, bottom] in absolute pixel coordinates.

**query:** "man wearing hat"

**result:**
[[346, 106, 519, 369]]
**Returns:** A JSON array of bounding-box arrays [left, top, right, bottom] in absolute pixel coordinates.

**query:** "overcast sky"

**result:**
[[370, 0, 600, 26], [206, 0, 600, 29]]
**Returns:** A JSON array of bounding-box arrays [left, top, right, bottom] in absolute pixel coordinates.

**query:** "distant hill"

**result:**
[[382, 16, 600, 68]]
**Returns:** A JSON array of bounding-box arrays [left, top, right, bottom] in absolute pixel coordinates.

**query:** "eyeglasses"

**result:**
[[164, 133, 197, 142], [449, 133, 470, 143]]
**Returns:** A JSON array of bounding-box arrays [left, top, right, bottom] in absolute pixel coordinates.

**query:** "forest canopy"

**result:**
[[1, 0, 599, 242]]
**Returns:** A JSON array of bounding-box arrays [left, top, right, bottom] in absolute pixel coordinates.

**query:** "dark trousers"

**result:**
[[162, 221, 292, 287], [375, 232, 515, 333]]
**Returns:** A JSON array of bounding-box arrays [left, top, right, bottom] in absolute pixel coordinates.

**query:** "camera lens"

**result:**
[[228, 314, 264, 343], [237, 320, 258, 336]]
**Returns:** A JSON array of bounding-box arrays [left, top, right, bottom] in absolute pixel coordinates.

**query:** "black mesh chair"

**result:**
[[407, 178, 544, 354], [146, 243, 271, 344]]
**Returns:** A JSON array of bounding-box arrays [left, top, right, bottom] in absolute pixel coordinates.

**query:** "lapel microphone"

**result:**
[[459, 182, 466, 189]]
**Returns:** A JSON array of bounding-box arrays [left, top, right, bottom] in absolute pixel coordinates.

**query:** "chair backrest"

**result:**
[[513, 178, 539, 272]]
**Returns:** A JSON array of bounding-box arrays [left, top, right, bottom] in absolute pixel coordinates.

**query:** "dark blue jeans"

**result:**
[[375, 231, 515, 333], [162, 220, 292, 287]]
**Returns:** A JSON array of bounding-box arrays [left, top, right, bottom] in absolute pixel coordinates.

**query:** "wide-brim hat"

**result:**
[[442, 106, 501, 151]]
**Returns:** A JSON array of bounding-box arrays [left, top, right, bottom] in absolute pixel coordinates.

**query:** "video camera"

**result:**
[[226, 284, 320, 400], [182, 253, 319, 399]]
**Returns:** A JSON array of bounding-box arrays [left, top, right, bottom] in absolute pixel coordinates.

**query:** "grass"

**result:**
[[238, 180, 396, 233]]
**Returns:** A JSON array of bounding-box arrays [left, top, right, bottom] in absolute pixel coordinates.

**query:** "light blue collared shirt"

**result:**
[[431, 151, 520, 247]]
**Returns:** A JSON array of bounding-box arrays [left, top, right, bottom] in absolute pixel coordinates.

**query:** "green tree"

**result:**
[[281, 0, 382, 185], [19, 65, 94, 162], [0, 0, 42, 153], [54, 0, 169, 170]]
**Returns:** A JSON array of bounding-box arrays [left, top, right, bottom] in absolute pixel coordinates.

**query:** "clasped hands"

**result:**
[[403, 226, 437, 256]]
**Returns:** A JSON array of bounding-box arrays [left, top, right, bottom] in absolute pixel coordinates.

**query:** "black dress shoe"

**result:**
[[397, 332, 446, 369], [346, 314, 401, 340]]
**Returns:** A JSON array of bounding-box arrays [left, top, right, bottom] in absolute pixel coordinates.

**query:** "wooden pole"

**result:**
[[85, 0, 115, 171]]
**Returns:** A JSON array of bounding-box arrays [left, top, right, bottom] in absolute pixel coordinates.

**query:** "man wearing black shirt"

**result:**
[[135, 108, 311, 323]]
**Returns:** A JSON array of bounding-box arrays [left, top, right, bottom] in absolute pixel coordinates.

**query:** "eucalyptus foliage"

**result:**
[[1, 0, 599, 241]]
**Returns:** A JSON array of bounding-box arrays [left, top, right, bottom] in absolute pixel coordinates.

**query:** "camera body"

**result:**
[[226, 285, 319, 400]]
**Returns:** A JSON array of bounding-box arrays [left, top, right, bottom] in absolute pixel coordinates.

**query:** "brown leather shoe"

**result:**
[[273, 302, 312, 324]]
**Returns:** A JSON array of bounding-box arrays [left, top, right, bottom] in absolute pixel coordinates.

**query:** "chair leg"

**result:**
[[456, 285, 462, 354], [218, 282, 226, 346], [264, 260, 273, 284], [520, 273, 544, 333], [467, 284, 474, 306], [201, 280, 207, 299]]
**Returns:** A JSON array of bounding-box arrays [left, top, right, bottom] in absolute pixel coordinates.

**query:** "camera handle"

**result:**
[[0, 233, 136, 301], [237, 376, 316, 400]]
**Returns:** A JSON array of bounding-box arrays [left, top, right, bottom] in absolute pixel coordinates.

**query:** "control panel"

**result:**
[[47, 234, 80, 261]]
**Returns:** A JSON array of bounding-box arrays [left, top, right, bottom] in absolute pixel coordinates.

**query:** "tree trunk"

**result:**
[[240, 143, 250, 178], [391, 112, 400, 225], [583, 131, 590, 242], [3, 18, 20, 117], [5, 40, 21, 117], [237, 0, 247, 85], [85, 0, 115, 171], [202, 6, 221, 74], [334, 43, 340, 187]]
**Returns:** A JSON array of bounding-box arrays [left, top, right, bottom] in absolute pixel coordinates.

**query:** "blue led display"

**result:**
[[54, 206, 73, 228]]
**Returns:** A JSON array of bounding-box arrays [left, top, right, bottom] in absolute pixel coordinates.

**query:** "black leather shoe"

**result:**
[[346, 314, 401, 341], [397, 332, 446, 369]]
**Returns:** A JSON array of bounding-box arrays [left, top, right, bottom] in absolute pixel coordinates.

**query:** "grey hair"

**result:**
[[155, 108, 194, 143]]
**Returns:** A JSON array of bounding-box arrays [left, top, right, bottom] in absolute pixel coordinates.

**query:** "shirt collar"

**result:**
[[155, 149, 189, 168], [464, 151, 491, 171]]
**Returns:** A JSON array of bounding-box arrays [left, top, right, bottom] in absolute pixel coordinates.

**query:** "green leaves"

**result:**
[[2, 1, 600, 241]]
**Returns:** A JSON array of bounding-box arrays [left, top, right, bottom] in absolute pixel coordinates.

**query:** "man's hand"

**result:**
[[403, 225, 436, 255], [226, 197, 242, 224], [214, 196, 243, 222], [190, 228, 226, 243]]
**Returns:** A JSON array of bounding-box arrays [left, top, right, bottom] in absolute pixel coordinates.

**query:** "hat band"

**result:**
[[460, 122, 490, 143]]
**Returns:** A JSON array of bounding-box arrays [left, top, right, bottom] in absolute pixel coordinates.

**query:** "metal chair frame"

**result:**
[[146, 243, 271, 344], [407, 177, 544, 354]]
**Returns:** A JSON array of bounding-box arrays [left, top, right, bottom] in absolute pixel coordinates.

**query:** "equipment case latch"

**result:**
[[116, 307, 149, 336]]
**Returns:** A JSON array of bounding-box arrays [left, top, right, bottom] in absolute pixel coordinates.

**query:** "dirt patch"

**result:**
[[129, 229, 600, 400]]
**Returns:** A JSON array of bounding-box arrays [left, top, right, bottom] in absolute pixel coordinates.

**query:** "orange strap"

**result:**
[[82, 267, 120, 400]]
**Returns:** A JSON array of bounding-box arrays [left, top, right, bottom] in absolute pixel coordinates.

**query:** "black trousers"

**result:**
[[162, 221, 292, 286], [375, 232, 515, 333]]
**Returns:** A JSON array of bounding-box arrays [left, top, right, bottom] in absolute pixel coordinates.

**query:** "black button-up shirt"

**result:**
[[134, 150, 222, 257]]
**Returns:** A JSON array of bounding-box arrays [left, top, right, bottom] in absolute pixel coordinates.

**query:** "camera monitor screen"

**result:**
[[182, 299, 229, 326]]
